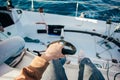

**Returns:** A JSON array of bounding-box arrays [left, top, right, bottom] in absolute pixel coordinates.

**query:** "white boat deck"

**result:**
[[0, 9, 120, 80]]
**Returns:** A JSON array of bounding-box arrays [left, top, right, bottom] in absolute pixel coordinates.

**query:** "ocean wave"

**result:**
[[0, 0, 120, 22]]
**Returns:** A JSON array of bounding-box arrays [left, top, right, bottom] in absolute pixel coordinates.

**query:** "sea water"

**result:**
[[0, 0, 120, 22]]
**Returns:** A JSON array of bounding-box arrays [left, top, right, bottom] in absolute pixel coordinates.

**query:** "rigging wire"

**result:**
[[94, 35, 115, 80], [106, 61, 117, 80], [95, 39, 114, 60], [106, 60, 110, 80], [95, 38, 119, 80], [94, 35, 97, 57]]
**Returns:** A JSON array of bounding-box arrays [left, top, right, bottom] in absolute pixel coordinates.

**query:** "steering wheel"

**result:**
[[48, 40, 77, 55]]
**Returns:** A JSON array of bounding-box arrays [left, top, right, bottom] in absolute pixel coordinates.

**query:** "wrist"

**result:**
[[41, 53, 52, 61], [30, 56, 49, 68]]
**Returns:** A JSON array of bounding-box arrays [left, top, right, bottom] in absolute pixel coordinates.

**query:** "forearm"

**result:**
[[15, 42, 64, 80], [15, 56, 49, 80]]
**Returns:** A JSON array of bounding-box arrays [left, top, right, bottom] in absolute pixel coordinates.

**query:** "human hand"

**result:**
[[41, 42, 65, 61]]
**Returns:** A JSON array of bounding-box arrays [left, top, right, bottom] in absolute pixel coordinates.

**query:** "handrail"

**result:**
[[64, 29, 120, 48]]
